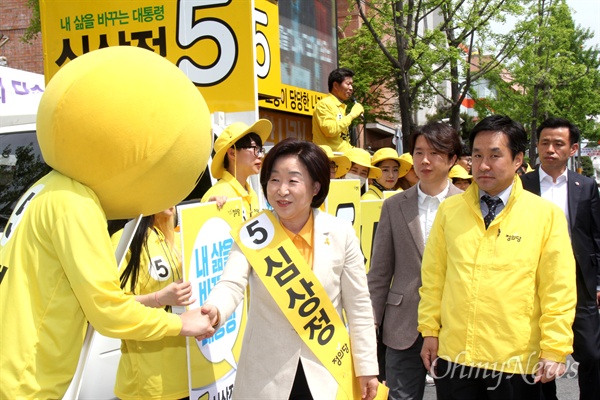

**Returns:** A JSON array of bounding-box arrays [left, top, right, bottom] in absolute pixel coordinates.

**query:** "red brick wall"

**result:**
[[0, 0, 44, 74]]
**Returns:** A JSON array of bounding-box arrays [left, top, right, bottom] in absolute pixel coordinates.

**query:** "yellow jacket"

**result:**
[[362, 184, 383, 200], [418, 177, 576, 373], [112, 229, 188, 400], [312, 94, 353, 153], [0, 171, 181, 399], [201, 171, 260, 221]]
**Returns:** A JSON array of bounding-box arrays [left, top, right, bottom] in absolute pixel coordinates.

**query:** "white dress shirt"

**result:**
[[417, 180, 450, 246], [539, 167, 569, 226]]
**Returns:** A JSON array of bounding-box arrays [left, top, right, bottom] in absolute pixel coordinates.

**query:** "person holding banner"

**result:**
[[202, 119, 272, 221], [111, 207, 193, 400], [367, 122, 462, 400], [0, 47, 215, 399], [363, 147, 412, 200], [201, 138, 381, 400]]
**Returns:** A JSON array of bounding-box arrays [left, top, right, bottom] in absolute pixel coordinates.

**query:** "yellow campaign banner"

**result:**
[[40, 0, 257, 113], [324, 179, 361, 238], [360, 200, 383, 273], [259, 83, 327, 116], [255, 0, 281, 99], [178, 199, 246, 399]]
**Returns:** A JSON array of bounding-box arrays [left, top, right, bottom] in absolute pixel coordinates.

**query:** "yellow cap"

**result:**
[[372, 147, 412, 178], [318, 145, 351, 178], [448, 164, 472, 180], [399, 152, 413, 167], [343, 147, 381, 179], [211, 119, 272, 179]]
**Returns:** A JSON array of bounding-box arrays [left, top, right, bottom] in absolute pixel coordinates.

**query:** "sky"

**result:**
[[567, 0, 600, 48]]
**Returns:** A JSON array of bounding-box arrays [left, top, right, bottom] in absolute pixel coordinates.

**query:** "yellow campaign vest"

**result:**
[[231, 210, 387, 399]]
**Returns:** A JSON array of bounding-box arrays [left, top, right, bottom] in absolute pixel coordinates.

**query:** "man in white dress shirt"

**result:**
[[521, 117, 600, 400]]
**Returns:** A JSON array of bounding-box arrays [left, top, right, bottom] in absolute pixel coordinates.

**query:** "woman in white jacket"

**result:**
[[201, 139, 379, 400]]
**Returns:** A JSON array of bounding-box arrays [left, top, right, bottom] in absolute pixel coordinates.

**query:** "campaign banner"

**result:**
[[255, 0, 281, 100], [40, 0, 259, 113], [0, 66, 45, 127], [259, 83, 326, 116], [360, 200, 383, 273], [178, 199, 246, 399], [324, 179, 361, 239]]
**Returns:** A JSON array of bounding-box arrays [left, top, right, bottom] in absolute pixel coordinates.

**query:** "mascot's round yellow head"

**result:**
[[36, 46, 211, 219]]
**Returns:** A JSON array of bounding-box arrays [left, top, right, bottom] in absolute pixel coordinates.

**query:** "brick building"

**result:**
[[0, 0, 44, 73]]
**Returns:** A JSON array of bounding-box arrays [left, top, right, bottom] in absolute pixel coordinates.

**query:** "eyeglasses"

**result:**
[[240, 146, 265, 157], [329, 162, 338, 173]]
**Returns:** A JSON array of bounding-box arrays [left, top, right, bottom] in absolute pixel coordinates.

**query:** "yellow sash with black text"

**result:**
[[231, 210, 387, 400]]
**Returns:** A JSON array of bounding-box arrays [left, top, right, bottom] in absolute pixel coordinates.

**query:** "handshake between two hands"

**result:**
[[178, 302, 220, 340]]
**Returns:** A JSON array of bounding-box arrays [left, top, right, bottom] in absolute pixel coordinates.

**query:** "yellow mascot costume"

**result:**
[[0, 46, 213, 399]]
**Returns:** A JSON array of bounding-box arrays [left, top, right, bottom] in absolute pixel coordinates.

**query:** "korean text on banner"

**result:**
[[40, 0, 257, 113], [178, 199, 246, 399]]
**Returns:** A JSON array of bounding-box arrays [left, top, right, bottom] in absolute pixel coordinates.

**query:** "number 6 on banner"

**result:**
[[239, 213, 274, 250], [177, 0, 238, 86]]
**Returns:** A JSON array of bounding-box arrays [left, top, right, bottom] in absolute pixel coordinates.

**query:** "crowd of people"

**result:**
[[1, 55, 599, 400]]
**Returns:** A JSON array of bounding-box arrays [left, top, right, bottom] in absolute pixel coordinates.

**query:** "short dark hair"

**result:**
[[260, 138, 330, 208], [224, 132, 263, 170], [408, 121, 462, 160], [469, 115, 527, 159], [328, 68, 354, 92], [537, 117, 580, 146], [460, 142, 471, 156]]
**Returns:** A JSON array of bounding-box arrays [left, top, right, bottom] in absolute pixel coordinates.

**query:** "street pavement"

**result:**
[[422, 356, 580, 400]]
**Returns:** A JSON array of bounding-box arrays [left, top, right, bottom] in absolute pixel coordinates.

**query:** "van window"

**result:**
[[0, 130, 51, 231]]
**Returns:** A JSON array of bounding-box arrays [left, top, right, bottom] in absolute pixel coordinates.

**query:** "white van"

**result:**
[[0, 123, 50, 234]]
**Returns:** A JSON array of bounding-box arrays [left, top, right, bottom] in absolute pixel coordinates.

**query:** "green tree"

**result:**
[[478, 0, 600, 159], [578, 156, 594, 177], [340, 0, 524, 148], [22, 0, 41, 44]]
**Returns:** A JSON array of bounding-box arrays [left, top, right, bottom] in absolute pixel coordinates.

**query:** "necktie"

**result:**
[[482, 195, 502, 229]]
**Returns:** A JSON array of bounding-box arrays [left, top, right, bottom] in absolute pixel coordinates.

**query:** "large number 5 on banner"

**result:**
[[177, 0, 238, 86], [254, 7, 270, 79]]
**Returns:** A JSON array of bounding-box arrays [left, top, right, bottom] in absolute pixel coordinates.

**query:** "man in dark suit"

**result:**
[[521, 117, 600, 400], [368, 122, 463, 400]]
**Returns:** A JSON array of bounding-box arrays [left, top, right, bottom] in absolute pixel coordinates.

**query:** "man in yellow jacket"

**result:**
[[418, 115, 577, 398], [312, 68, 364, 152]]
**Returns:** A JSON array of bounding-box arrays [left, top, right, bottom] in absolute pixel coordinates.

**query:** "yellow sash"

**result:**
[[231, 210, 387, 399]]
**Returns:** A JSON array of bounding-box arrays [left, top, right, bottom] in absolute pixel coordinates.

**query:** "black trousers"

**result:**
[[434, 359, 541, 400], [289, 360, 313, 400]]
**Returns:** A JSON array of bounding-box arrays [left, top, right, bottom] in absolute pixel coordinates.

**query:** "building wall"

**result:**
[[0, 0, 44, 73]]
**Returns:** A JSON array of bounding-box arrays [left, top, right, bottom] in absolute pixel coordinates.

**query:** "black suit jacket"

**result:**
[[521, 169, 600, 303]]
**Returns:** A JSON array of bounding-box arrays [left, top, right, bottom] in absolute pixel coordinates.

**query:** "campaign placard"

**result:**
[[178, 199, 246, 399], [360, 200, 383, 273]]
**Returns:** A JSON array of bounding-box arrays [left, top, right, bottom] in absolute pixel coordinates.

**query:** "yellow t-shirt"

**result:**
[[112, 228, 188, 400], [201, 171, 260, 221], [0, 171, 181, 399]]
